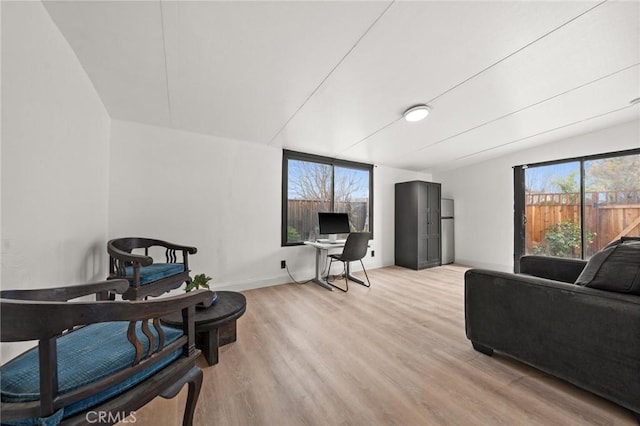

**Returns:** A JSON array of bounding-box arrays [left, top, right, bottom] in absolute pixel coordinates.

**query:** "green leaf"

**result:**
[[186, 273, 213, 292]]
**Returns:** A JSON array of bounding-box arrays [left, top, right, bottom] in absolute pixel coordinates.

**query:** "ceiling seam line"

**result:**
[[159, 0, 173, 125], [339, 0, 609, 156], [267, 0, 396, 146], [349, 118, 404, 154], [455, 104, 635, 162], [424, 0, 609, 106], [338, 118, 401, 156], [394, 62, 640, 160]]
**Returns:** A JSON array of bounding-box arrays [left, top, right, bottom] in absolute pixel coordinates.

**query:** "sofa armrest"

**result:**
[[519, 255, 587, 283], [465, 268, 640, 413], [465, 269, 640, 342]]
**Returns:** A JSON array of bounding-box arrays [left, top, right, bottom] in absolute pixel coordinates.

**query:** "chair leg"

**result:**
[[358, 259, 371, 287], [343, 260, 371, 288], [327, 259, 348, 292], [182, 366, 203, 426], [343, 262, 349, 292], [159, 365, 202, 426]]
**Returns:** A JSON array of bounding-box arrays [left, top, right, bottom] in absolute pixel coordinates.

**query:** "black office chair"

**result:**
[[326, 232, 371, 292]]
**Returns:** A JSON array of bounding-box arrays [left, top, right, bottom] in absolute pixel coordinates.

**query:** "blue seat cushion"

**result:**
[[1, 321, 184, 424], [125, 263, 185, 285]]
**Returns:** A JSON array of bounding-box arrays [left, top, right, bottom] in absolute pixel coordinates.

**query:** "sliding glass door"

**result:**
[[514, 149, 640, 270]]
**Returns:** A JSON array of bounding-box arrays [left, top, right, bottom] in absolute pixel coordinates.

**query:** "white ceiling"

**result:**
[[43, 0, 640, 173]]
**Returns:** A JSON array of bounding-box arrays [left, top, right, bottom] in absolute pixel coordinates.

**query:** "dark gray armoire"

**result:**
[[395, 180, 442, 270]]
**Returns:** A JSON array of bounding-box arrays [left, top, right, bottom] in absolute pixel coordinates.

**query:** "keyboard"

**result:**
[[317, 239, 346, 244]]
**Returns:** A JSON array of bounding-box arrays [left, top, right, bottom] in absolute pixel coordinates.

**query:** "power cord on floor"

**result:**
[[285, 264, 313, 284], [284, 258, 346, 285], [325, 265, 346, 283]]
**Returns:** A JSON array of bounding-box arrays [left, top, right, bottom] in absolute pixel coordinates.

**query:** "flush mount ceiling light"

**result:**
[[403, 104, 431, 122]]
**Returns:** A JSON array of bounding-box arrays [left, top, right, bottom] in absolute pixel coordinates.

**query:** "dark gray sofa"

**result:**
[[465, 255, 640, 419]]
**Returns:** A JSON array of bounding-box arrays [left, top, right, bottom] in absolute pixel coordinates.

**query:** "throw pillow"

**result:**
[[575, 237, 640, 295]]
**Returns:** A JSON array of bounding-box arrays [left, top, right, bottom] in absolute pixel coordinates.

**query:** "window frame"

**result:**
[[282, 149, 374, 246], [513, 147, 640, 271]]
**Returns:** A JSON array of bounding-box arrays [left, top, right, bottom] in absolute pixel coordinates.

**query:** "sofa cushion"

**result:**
[[0, 321, 183, 424], [575, 237, 640, 294], [125, 263, 185, 285]]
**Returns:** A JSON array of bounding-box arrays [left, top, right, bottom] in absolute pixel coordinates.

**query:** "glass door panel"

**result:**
[[525, 162, 582, 258], [584, 154, 640, 258]]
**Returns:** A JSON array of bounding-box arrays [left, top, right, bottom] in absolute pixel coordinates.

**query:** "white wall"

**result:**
[[1, 2, 111, 361], [433, 120, 640, 272], [109, 120, 432, 291]]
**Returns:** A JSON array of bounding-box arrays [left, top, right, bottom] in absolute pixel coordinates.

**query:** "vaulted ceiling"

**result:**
[[43, 0, 640, 173]]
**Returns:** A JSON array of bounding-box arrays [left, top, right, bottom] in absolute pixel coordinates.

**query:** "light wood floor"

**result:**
[[127, 265, 636, 425]]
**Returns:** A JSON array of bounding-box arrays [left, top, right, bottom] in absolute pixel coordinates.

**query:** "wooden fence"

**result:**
[[526, 190, 640, 256], [287, 200, 368, 240], [527, 190, 640, 206]]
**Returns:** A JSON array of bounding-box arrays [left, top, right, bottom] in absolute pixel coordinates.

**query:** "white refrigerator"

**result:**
[[441, 199, 454, 264]]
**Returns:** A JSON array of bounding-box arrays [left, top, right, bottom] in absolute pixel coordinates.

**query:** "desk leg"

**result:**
[[312, 247, 334, 291]]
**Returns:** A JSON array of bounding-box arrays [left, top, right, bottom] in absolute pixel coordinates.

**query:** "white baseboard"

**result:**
[[210, 262, 390, 293], [210, 272, 312, 292], [454, 258, 512, 273]]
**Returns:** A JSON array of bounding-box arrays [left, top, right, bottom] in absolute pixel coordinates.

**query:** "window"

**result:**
[[282, 150, 373, 246], [514, 148, 640, 268]]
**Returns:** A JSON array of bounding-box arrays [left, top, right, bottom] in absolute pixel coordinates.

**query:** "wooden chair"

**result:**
[[107, 237, 197, 300], [0, 279, 213, 425]]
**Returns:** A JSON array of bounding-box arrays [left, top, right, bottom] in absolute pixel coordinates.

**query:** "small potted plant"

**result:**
[[185, 273, 217, 307]]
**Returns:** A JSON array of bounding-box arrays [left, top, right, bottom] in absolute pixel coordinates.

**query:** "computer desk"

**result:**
[[303, 240, 368, 291]]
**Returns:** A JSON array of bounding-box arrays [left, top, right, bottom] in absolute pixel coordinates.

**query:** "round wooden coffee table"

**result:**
[[161, 291, 246, 366]]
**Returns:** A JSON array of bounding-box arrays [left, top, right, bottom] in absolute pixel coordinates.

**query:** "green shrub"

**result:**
[[533, 221, 596, 258], [287, 226, 301, 242]]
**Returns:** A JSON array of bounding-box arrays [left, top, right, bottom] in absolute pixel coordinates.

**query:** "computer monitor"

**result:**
[[318, 212, 350, 242]]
